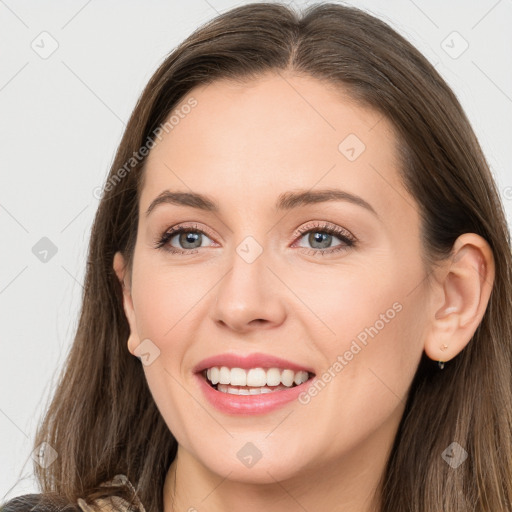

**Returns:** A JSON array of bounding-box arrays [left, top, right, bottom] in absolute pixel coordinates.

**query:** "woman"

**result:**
[[2, 2, 511, 511]]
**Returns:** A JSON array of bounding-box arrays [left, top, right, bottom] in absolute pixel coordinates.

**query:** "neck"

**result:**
[[162, 408, 401, 512]]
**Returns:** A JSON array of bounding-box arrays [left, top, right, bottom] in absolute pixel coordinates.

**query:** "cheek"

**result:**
[[130, 260, 212, 343], [300, 264, 406, 351], [303, 263, 425, 404], [297, 296, 423, 446], [129, 261, 209, 445]]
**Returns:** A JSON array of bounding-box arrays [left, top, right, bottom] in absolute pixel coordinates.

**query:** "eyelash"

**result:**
[[153, 221, 357, 256]]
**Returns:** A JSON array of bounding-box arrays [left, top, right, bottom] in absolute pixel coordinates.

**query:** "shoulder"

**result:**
[[0, 493, 79, 512], [0, 494, 134, 512], [1, 475, 145, 512], [77, 496, 137, 512]]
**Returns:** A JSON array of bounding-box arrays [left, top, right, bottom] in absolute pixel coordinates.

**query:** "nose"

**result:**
[[211, 240, 287, 333]]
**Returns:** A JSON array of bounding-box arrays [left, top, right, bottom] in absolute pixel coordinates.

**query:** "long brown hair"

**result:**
[[3, 3, 511, 511]]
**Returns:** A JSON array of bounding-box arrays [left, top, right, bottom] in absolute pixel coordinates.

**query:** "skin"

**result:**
[[113, 71, 495, 512]]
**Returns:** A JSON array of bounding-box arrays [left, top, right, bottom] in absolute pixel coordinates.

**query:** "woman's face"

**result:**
[[115, 72, 432, 484]]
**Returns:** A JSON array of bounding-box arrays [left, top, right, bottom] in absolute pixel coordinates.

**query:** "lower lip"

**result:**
[[194, 372, 314, 415]]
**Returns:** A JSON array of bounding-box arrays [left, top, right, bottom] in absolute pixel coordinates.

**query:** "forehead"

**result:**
[[141, 72, 414, 222]]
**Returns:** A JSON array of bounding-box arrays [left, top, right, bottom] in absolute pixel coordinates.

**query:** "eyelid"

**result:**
[[163, 222, 218, 240], [292, 220, 356, 243]]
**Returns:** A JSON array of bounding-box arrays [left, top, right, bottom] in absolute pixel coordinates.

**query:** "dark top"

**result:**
[[0, 475, 146, 512]]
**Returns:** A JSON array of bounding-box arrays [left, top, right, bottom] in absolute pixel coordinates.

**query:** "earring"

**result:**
[[438, 343, 448, 369]]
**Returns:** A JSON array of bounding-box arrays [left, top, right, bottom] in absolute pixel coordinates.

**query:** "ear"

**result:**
[[113, 251, 140, 356], [424, 233, 495, 364]]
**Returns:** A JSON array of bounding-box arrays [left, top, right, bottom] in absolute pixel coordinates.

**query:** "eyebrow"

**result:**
[[145, 188, 378, 217]]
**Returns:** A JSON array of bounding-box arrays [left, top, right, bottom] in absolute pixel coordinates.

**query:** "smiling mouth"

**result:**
[[201, 368, 315, 395]]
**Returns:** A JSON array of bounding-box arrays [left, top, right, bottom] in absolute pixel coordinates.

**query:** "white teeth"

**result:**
[[281, 369, 295, 387], [247, 368, 267, 387], [203, 366, 311, 388], [231, 367, 247, 386], [210, 367, 219, 385], [217, 383, 286, 395], [219, 366, 231, 385], [266, 368, 281, 386], [294, 371, 305, 385]]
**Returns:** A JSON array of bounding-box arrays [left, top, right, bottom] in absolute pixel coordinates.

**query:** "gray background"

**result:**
[[1, 0, 511, 499]]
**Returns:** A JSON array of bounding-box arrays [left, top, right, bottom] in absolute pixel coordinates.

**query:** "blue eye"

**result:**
[[154, 224, 214, 254], [154, 221, 356, 256], [293, 222, 356, 255]]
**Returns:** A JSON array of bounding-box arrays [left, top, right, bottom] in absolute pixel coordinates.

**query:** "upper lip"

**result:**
[[193, 352, 316, 374]]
